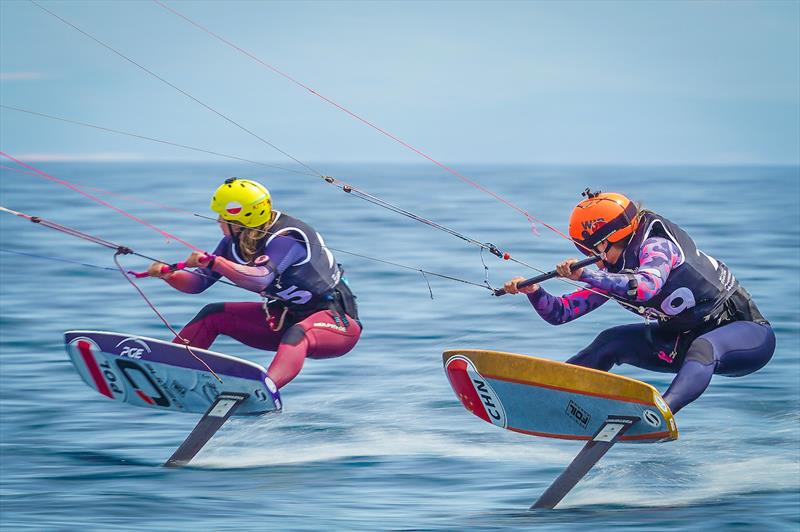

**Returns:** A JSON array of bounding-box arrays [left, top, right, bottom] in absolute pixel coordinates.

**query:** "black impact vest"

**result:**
[[228, 212, 342, 312], [610, 211, 739, 332]]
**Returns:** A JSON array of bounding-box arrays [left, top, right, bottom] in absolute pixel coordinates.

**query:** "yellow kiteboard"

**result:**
[[444, 349, 677, 442], [443, 349, 679, 508]]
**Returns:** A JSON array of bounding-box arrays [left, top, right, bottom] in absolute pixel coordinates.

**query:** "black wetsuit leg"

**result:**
[[566, 322, 681, 373], [662, 321, 775, 413], [569, 319, 776, 414]]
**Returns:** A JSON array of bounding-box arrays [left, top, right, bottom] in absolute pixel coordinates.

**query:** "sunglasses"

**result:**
[[574, 239, 611, 257]]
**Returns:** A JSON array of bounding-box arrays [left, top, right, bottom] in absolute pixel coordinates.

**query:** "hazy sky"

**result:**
[[1, 0, 798, 165]]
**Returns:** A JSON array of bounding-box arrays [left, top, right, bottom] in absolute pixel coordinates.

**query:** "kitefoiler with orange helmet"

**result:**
[[502, 188, 775, 415]]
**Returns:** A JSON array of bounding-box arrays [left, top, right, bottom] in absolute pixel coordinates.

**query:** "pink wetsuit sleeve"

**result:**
[[163, 268, 219, 293], [527, 287, 609, 325], [162, 237, 229, 293]]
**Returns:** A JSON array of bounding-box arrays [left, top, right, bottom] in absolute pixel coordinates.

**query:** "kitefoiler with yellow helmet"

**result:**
[[116, 177, 361, 466], [5, 165, 366, 466], [148, 176, 361, 394]]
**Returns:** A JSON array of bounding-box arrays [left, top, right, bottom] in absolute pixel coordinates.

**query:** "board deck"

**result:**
[[443, 349, 678, 443], [65, 331, 280, 415]]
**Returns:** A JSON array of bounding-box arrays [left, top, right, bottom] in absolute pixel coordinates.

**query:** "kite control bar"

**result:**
[[492, 255, 603, 296]]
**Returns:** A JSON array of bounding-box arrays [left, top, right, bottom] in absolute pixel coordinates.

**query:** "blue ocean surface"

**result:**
[[0, 163, 798, 531]]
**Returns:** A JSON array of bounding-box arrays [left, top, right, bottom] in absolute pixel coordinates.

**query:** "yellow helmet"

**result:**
[[210, 178, 272, 228]]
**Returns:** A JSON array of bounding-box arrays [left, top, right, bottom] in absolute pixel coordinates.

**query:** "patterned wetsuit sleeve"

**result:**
[[578, 237, 681, 302], [527, 287, 609, 325], [210, 235, 307, 294], [163, 238, 227, 294]]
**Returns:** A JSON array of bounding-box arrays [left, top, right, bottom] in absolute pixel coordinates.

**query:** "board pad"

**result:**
[[443, 349, 678, 443], [65, 331, 280, 415]]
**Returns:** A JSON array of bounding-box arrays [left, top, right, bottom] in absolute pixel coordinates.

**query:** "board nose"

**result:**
[[445, 355, 501, 425], [446, 358, 484, 420]]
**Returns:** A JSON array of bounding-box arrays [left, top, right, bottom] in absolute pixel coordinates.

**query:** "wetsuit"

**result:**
[[163, 211, 361, 389], [528, 211, 775, 413]]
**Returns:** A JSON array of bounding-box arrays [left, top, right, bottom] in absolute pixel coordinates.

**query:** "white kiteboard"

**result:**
[[65, 330, 281, 466]]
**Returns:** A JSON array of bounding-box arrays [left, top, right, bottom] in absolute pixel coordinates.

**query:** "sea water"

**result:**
[[1, 163, 798, 530]]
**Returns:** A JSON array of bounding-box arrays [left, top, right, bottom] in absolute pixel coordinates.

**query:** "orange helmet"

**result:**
[[569, 189, 638, 254]]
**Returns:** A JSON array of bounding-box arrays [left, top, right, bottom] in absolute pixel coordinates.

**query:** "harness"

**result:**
[[643, 285, 768, 362], [262, 264, 359, 331]]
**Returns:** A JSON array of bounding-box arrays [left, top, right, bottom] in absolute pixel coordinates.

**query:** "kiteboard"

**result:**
[[443, 349, 678, 508], [65, 331, 281, 466]]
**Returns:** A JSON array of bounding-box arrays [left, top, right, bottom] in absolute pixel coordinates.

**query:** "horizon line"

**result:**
[[2, 153, 798, 168]]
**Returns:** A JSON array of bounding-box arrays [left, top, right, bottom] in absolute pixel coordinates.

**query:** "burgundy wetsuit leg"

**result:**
[[173, 302, 283, 350], [267, 310, 362, 389], [174, 303, 362, 390]]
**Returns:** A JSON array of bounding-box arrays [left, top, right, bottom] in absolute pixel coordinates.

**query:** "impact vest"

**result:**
[[226, 211, 341, 310], [611, 211, 738, 332]]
